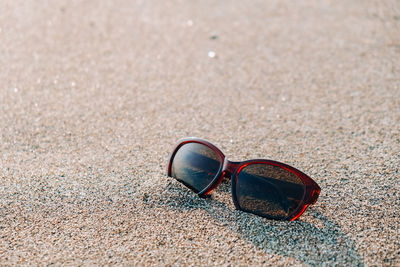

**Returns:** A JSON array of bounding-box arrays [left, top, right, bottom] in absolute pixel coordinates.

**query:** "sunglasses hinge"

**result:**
[[308, 186, 321, 204]]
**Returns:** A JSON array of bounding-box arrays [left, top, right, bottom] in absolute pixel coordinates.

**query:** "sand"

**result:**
[[0, 0, 399, 265]]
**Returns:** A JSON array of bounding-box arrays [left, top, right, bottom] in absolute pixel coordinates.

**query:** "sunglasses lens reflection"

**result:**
[[235, 164, 305, 220], [171, 143, 222, 193]]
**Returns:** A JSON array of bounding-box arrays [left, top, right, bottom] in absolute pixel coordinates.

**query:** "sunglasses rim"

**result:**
[[167, 138, 226, 195], [167, 137, 321, 221], [231, 160, 318, 221]]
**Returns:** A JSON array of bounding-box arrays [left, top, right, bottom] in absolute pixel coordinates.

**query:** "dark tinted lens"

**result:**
[[235, 164, 305, 220], [171, 142, 222, 193]]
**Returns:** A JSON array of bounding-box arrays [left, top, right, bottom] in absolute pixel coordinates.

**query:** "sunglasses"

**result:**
[[167, 137, 321, 221]]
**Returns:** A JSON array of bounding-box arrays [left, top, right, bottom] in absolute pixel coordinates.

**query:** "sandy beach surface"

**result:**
[[1, 0, 399, 265]]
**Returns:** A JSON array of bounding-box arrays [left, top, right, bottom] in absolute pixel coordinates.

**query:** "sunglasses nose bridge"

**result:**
[[222, 159, 241, 178]]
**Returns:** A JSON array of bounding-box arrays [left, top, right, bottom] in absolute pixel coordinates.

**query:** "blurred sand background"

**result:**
[[1, 0, 399, 265]]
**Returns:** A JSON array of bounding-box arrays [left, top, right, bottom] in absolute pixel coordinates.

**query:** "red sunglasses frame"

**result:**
[[167, 137, 321, 221]]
